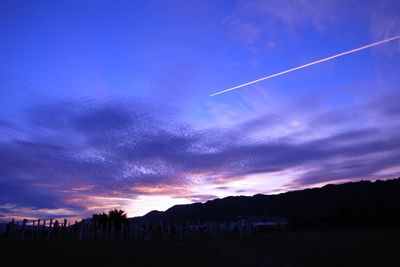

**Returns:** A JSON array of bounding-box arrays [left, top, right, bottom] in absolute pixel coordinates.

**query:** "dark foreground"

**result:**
[[2, 229, 399, 267]]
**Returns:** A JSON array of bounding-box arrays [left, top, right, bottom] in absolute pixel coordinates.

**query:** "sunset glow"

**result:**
[[1, 0, 399, 222]]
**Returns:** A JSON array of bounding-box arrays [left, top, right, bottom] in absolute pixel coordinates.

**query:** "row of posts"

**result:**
[[5, 218, 255, 241]]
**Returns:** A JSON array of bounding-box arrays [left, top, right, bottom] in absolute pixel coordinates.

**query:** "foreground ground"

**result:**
[[1, 229, 399, 267]]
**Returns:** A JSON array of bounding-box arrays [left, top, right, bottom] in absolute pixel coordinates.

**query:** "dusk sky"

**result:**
[[1, 0, 400, 222]]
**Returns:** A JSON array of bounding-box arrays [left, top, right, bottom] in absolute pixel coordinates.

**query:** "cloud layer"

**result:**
[[1, 87, 399, 221]]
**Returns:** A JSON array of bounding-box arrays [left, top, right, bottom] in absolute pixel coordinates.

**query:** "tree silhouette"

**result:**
[[92, 212, 109, 229], [108, 209, 127, 230], [92, 209, 128, 231]]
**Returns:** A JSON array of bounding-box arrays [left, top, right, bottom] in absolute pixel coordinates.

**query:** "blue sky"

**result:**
[[0, 0, 399, 221]]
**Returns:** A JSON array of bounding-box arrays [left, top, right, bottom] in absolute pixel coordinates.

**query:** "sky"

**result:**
[[0, 0, 400, 222]]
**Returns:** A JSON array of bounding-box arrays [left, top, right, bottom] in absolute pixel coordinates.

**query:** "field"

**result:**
[[2, 229, 399, 267]]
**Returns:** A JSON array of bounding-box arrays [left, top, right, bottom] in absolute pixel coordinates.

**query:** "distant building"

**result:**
[[242, 216, 288, 229]]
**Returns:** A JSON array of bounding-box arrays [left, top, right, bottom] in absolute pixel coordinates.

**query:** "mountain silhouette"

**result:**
[[133, 178, 400, 228]]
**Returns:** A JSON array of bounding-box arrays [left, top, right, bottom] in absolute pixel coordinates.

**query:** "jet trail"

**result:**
[[210, 35, 400, 97]]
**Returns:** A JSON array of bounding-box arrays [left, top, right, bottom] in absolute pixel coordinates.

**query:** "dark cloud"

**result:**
[[296, 150, 400, 186], [368, 92, 400, 118], [73, 105, 132, 133], [216, 186, 230, 190], [236, 113, 281, 134], [14, 140, 64, 151], [236, 190, 247, 193], [0, 177, 81, 211]]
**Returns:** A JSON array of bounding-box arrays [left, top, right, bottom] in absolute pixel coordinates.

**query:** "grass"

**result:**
[[1, 229, 399, 267]]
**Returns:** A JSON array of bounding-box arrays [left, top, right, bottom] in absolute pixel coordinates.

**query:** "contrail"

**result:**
[[210, 35, 400, 97]]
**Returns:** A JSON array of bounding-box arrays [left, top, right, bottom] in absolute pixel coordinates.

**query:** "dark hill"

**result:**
[[134, 178, 400, 228]]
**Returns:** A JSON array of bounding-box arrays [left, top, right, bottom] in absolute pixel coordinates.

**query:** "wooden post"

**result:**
[[30, 220, 36, 240], [120, 223, 125, 240], [67, 220, 71, 238], [47, 219, 53, 240], [7, 219, 15, 239], [20, 219, 27, 240], [105, 221, 109, 240], [62, 219, 67, 239], [79, 219, 85, 241], [145, 221, 149, 240], [74, 221, 78, 239], [160, 220, 164, 240], [185, 220, 190, 239], [55, 220, 60, 240], [40, 220, 45, 240], [129, 221, 134, 240], [15, 221, 20, 240], [93, 220, 98, 240], [110, 220, 115, 241], [36, 219, 41, 240]]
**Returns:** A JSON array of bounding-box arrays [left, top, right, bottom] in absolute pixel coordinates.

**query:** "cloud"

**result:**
[[224, 0, 400, 52], [1, 87, 400, 220], [224, 0, 352, 48], [14, 140, 64, 151], [73, 105, 132, 133], [247, 0, 344, 30], [369, 0, 400, 50]]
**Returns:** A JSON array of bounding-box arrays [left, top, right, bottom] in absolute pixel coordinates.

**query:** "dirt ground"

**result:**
[[1, 229, 399, 267]]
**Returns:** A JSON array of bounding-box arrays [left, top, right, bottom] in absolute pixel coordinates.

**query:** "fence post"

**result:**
[[47, 219, 53, 240], [7, 219, 15, 240], [120, 223, 125, 240], [79, 219, 85, 241], [20, 219, 27, 240], [110, 220, 115, 241]]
